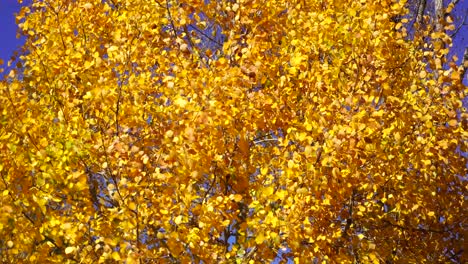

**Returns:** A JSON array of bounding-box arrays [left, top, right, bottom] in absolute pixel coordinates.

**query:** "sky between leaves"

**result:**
[[0, 0, 30, 72]]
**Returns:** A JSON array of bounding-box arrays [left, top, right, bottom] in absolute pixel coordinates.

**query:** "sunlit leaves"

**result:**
[[0, 0, 466, 263]]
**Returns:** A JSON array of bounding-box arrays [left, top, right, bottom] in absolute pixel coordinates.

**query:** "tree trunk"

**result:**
[[462, 47, 468, 79], [416, 0, 426, 25], [434, 0, 444, 32]]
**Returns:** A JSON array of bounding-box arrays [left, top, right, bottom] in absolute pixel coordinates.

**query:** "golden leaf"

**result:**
[[65, 247, 75, 254], [1, 0, 465, 262], [448, 119, 458, 127], [238, 135, 250, 157], [255, 232, 265, 245], [111, 252, 121, 261]]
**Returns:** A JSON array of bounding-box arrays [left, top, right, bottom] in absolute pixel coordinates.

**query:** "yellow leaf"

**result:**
[[394, 132, 401, 142], [83, 91, 92, 99], [65, 247, 75, 254], [332, 167, 340, 178], [275, 190, 286, 200], [160, 209, 169, 215], [165, 130, 174, 138], [297, 132, 307, 141], [175, 215, 183, 225], [288, 66, 298, 75], [255, 232, 265, 244], [290, 54, 305, 67], [174, 97, 188, 108], [142, 154, 149, 164], [304, 145, 313, 157], [238, 135, 250, 157], [157, 232, 164, 239], [107, 45, 118, 52], [448, 119, 457, 127], [233, 194, 243, 202], [82, 3, 93, 9], [444, 24, 455, 31], [218, 57, 227, 66], [369, 253, 379, 264], [61, 222, 72, 230], [446, 3, 455, 13], [419, 70, 427, 78], [112, 251, 121, 261], [372, 110, 384, 117]]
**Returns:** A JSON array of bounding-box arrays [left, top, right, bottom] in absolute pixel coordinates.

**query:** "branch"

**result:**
[[183, 25, 209, 68], [462, 47, 468, 78], [114, 79, 123, 136], [449, 12, 467, 38], [203, 171, 217, 203], [164, 0, 179, 38], [434, 0, 444, 32], [343, 190, 355, 239], [187, 24, 223, 47], [416, 0, 427, 25], [382, 219, 449, 234], [253, 138, 278, 145]]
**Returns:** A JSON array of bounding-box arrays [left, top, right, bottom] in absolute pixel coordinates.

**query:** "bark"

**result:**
[[416, 0, 427, 25], [462, 47, 468, 79], [434, 0, 444, 32]]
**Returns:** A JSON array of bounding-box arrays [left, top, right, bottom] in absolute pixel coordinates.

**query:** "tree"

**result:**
[[405, 0, 468, 77], [0, 0, 466, 263]]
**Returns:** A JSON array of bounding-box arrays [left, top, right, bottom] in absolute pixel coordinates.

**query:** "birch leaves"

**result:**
[[0, 0, 466, 263]]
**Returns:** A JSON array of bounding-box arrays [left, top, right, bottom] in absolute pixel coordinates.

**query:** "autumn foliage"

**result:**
[[0, 0, 466, 263]]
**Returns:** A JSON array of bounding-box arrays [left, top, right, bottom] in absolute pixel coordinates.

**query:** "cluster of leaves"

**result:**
[[0, 0, 466, 263]]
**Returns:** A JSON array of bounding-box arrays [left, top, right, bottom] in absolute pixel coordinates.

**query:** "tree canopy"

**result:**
[[0, 0, 466, 263]]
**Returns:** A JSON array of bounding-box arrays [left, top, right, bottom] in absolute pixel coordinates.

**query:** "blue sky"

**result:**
[[0, 0, 25, 67]]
